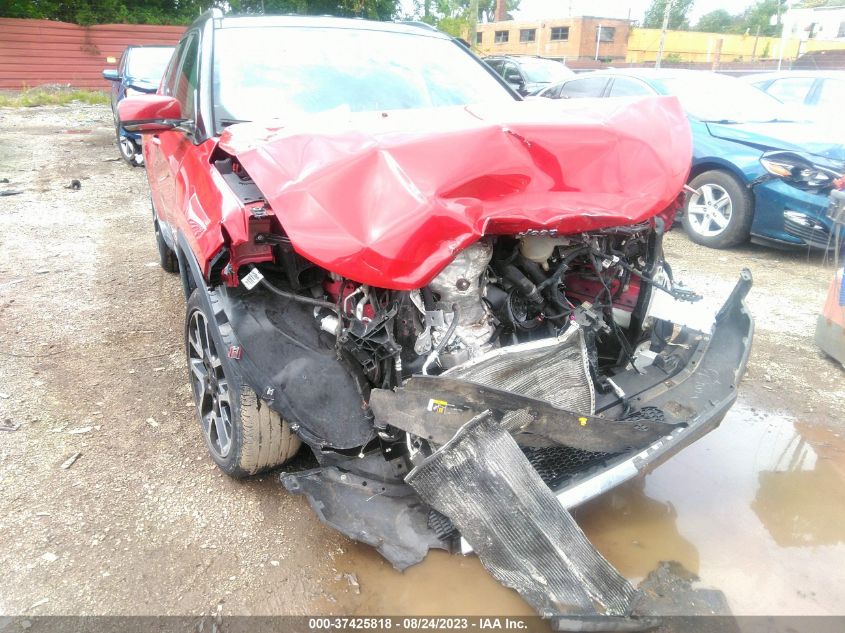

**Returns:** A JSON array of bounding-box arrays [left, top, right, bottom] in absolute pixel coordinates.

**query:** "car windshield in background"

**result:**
[[657, 74, 797, 123], [519, 59, 570, 83], [212, 27, 513, 126], [126, 48, 173, 83]]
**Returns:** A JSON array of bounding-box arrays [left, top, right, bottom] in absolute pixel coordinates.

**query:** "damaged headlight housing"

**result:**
[[760, 150, 844, 191]]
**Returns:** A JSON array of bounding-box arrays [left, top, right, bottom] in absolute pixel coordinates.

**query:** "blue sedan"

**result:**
[[539, 69, 845, 250], [102, 45, 174, 166]]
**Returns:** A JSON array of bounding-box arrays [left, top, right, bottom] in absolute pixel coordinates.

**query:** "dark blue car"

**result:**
[[539, 69, 845, 250], [102, 45, 174, 166]]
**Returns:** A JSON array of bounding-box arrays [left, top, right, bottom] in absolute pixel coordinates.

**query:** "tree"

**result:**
[[695, 9, 736, 33], [0, 0, 401, 25], [731, 0, 785, 36], [643, 0, 695, 30], [411, 0, 520, 39]]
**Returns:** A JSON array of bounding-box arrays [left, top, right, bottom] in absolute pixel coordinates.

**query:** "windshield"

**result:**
[[519, 59, 571, 84], [126, 47, 173, 84], [656, 73, 797, 123], [212, 27, 513, 126]]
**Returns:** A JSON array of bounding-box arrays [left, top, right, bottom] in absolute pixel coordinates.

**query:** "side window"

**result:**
[[559, 77, 608, 99], [118, 51, 129, 77], [486, 59, 504, 75], [816, 78, 845, 108], [608, 77, 654, 97], [162, 37, 189, 97], [540, 84, 563, 99], [765, 77, 815, 105], [503, 63, 522, 83], [173, 34, 200, 119]]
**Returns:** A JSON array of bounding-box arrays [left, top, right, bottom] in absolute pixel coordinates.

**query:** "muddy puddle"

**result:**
[[323, 400, 845, 616]]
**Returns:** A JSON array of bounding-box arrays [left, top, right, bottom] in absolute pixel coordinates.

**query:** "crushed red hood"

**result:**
[[220, 97, 692, 289]]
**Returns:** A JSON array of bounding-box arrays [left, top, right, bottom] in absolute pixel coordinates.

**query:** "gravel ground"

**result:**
[[0, 104, 843, 619]]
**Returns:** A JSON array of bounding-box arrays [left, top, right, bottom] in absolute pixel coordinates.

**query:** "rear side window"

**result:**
[[608, 77, 653, 97], [540, 84, 563, 99], [765, 77, 814, 105], [486, 59, 504, 74], [816, 78, 845, 108], [503, 63, 522, 83], [559, 77, 608, 99]]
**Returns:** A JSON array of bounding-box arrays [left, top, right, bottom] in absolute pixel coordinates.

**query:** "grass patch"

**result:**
[[0, 88, 110, 107]]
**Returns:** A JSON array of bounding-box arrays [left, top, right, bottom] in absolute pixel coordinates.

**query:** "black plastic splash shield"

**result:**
[[282, 466, 447, 570], [405, 411, 638, 618]]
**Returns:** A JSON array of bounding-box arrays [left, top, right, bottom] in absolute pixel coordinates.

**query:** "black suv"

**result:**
[[483, 55, 574, 96]]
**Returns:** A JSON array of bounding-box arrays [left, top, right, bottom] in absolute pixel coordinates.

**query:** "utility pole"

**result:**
[[595, 24, 602, 60], [468, 0, 479, 49], [655, 0, 673, 68], [776, 0, 786, 71]]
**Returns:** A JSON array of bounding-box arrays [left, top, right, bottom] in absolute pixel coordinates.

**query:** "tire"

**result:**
[[153, 214, 179, 273], [185, 289, 301, 477], [118, 134, 138, 166], [682, 170, 753, 248]]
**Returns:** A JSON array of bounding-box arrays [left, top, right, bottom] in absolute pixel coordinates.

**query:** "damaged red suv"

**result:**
[[120, 10, 753, 622]]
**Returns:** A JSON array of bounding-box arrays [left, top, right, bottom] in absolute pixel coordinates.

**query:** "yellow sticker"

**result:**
[[427, 399, 449, 414], [578, 417, 588, 427]]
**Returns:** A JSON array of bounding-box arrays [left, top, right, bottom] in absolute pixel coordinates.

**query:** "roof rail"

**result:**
[[396, 20, 440, 32]]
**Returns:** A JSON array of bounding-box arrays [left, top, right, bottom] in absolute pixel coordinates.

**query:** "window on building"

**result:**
[[520, 29, 536, 43], [838, 21, 845, 38], [494, 30, 509, 43], [596, 26, 615, 42], [476, 32, 483, 44], [550, 26, 569, 41]]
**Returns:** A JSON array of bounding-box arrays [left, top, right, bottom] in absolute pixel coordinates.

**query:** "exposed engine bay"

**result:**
[[249, 219, 698, 430]]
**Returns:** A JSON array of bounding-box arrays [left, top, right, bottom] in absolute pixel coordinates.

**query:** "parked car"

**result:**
[[483, 55, 574, 95], [739, 70, 845, 123], [118, 12, 752, 619], [540, 69, 845, 250], [102, 45, 175, 165]]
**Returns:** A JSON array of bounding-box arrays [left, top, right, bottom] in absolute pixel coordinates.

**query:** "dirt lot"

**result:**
[[1, 104, 844, 619]]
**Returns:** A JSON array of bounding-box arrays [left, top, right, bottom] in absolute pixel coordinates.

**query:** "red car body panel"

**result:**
[[143, 96, 691, 288], [220, 97, 691, 289]]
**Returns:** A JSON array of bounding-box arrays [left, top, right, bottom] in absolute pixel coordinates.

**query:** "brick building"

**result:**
[[474, 16, 631, 61]]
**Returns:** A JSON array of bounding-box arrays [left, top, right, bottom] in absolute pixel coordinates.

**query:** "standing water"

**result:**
[[324, 399, 845, 616]]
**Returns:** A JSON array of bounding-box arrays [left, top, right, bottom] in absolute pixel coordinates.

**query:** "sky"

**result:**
[[511, 0, 753, 24]]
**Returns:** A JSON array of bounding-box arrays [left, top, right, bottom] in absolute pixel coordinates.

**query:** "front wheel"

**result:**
[[185, 290, 301, 477], [118, 135, 138, 166], [682, 170, 753, 248]]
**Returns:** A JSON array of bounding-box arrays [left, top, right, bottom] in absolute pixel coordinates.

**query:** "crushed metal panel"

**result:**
[[282, 466, 447, 571], [370, 377, 676, 453], [406, 411, 638, 617], [445, 326, 595, 414]]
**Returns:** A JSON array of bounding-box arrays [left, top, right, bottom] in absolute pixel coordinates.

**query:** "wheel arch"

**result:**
[[176, 231, 202, 301], [688, 160, 750, 185], [687, 161, 756, 222]]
